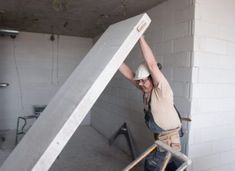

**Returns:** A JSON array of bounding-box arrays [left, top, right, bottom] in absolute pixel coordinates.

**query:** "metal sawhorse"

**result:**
[[15, 105, 46, 145]]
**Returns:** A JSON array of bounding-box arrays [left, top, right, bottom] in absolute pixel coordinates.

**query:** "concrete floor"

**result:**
[[0, 126, 142, 171]]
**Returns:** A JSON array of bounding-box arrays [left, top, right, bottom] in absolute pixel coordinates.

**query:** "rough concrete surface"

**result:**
[[0, 126, 142, 171]]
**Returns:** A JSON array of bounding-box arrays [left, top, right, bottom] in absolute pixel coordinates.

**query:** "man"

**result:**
[[119, 36, 181, 171]]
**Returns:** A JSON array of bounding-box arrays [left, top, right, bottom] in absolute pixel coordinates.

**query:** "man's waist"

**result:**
[[154, 128, 181, 151]]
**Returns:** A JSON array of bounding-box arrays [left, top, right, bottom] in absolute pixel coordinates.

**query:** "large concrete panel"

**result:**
[[0, 13, 151, 171]]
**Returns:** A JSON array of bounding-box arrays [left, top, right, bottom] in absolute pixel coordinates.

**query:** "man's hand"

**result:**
[[138, 35, 163, 83]]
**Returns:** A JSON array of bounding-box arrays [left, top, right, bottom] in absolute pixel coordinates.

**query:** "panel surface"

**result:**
[[0, 13, 151, 171]]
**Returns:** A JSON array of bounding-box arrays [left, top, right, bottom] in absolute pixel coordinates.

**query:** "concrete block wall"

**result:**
[[0, 32, 92, 130], [91, 0, 194, 155], [189, 0, 235, 170], [145, 0, 194, 154]]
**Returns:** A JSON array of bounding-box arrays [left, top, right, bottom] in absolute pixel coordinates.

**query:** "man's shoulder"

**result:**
[[152, 74, 169, 89]]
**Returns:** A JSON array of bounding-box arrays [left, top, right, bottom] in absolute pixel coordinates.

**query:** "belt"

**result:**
[[155, 128, 181, 152]]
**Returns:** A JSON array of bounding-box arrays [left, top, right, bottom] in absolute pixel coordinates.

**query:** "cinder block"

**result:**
[[171, 82, 190, 98], [191, 67, 199, 83], [212, 137, 235, 154], [209, 163, 235, 171], [226, 41, 235, 56], [193, 125, 235, 143], [194, 20, 220, 38], [163, 22, 190, 41], [164, 52, 191, 67], [191, 97, 235, 113], [172, 67, 192, 82], [147, 4, 164, 26], [220, 150, 235, 165], [192, 153, 221, 171], [192, 83, 235, 98], [158, 3, 175, 27], [169, 0, 192, 11], [173, 36, 194, 53], [156, 41, 174, 56], [193, 36, 203, 51], [190, 112, 235, 129], [145, 27, 164, 44], [219, 26, 235, 42], [188, 129, 195, 145], [195, 0, 235, 28], [174, 97, 191, 114], [200, 38, 227, 55], [193, 52, 226, 68], [161, 67, 173, 81], [194, 2, 202, 20], [198, 68, 235, 83], [174, 6, 194, 23], [188, 142, 213, 158]]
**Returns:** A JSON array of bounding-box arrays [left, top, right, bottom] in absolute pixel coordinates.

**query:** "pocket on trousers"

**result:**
[[171, 143, 181, 151], [170, 134, 181, 151], [145, 151, 162, 171]]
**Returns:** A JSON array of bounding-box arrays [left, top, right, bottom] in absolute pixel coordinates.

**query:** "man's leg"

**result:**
[[144, 150, 166, 171]]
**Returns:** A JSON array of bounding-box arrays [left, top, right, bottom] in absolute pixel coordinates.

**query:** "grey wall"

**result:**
[[91, 0, 194, 155], [0, 32, 93, 130], [92, 0, 235, 170], [145, 0, 194, 154], [189, 0, 235, 170]]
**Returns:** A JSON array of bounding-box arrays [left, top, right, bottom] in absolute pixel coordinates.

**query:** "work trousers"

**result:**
[[144, 110, 181, 171], [144, 149, 180, 171]]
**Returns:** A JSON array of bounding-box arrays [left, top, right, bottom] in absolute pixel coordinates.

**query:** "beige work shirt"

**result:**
[[149, 75, 181, 131]]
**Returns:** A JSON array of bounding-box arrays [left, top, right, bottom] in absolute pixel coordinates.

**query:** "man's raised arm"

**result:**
[[119, 63, 139, 88], [139, 36, 163, 83]]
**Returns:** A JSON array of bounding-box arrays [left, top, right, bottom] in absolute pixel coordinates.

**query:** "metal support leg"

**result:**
[[15, 117, 27, 145], [160, 152, 172, 171], [15, 117, 21, 145], [15, 114, 40, 145], [109, 122, 137, 160]]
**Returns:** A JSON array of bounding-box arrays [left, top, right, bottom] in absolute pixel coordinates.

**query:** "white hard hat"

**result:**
[[134, 63, 150, 80]]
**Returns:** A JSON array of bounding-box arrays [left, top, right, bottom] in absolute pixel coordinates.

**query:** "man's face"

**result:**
[[137, 77, 153, 93]]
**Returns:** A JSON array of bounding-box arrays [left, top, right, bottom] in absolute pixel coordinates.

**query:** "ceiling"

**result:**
[[0, 0, 165, 38]]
